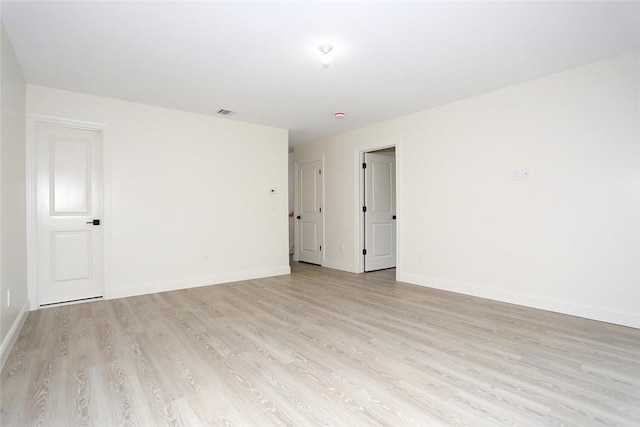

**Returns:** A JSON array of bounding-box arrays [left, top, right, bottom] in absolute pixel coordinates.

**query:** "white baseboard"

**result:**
[[0, 299, 30, 370], [106, 265, 291, 300], [397, 273, 640, 329]]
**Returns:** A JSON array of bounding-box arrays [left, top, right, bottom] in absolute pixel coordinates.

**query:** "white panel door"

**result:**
[[364, 152, 396, 271], [36, 123, 104, 305], [297, 160, 323, 265]]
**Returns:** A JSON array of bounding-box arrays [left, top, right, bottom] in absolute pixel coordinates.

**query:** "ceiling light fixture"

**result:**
[[334, 111, 345, 119], [319, 44, 333, 67]]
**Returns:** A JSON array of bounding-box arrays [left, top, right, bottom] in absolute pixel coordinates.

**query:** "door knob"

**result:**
[[86, 219, 100, 225], [296, 215, 301, 220], [392, 215, 396, 220]]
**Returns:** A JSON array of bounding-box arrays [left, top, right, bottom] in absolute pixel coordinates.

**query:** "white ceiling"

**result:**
[[2, 1, 639, 147]]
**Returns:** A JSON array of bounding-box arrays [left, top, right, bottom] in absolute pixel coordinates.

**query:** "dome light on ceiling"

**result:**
[[319, 44, 333, 67]]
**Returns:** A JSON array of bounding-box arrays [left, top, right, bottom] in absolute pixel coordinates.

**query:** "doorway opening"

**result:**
[[294, 158, 324, 266], [360, 145, 397, 274], [29, 119, 106, 308]]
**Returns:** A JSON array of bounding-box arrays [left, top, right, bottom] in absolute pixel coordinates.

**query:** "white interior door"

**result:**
[[297, 160, 323, 265], [35, 123, 104, 306], [364, 151, 396, 271]]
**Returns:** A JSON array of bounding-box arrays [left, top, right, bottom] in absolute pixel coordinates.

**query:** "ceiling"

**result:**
[[2, 1, 639, 148]]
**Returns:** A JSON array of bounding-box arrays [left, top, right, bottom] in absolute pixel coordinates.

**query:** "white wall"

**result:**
[[0, 20, 28, 365], [295, 51, 640, 328], [27, 86, 290, 302]]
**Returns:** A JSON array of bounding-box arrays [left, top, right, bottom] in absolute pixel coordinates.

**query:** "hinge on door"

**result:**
[[319, 169, 322, 175], [319, 207, 322, 213], [363, 249, 367, 255], [362, 206, 367, 212], [362, 162, 367, 169], [320, 245, 322, 251]]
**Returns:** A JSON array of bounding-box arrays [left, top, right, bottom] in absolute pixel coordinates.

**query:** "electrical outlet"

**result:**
[[419, 252, 425, 262], [203, 254, 209, 264], [340, 244, 345, 253]]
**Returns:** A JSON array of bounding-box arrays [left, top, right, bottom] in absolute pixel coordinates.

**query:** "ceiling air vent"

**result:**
[[217, 109, 235, 116]]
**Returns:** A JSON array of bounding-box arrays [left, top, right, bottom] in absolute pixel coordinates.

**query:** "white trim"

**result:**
[[28, 114, 107, 132], [0, 299, 30, 370], [320, 155, 325, 266], [26, 115, 108, 310], [101, 126, 113, 311], [397, 272, 640, 329], [293, 160, 299, 262], [354, 150, 361, 272], [106, 265, 291, 300], [26, 117, 37, 309], [356, 139, 401, 274], [395, 141, 404, 278]]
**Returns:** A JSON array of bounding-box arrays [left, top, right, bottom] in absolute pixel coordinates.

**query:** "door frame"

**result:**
[[26, 115, 110, 310], [355, 139, 401, 274], [293, 155, 324, 264]]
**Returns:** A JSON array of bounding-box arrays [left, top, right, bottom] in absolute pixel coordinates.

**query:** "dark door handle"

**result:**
[[296, 215, 301, 220], [86, 219, 100, 225], [392, 215, 396, 220]]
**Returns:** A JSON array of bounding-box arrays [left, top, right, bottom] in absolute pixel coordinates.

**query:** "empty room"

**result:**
[[1, 1, 639, 426]]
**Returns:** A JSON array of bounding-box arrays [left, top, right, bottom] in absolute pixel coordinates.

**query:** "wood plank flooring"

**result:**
[[2, 262, 639, 426]]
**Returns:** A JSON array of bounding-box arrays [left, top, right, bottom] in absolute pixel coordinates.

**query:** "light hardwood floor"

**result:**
[[2, 262, 639, 426]]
